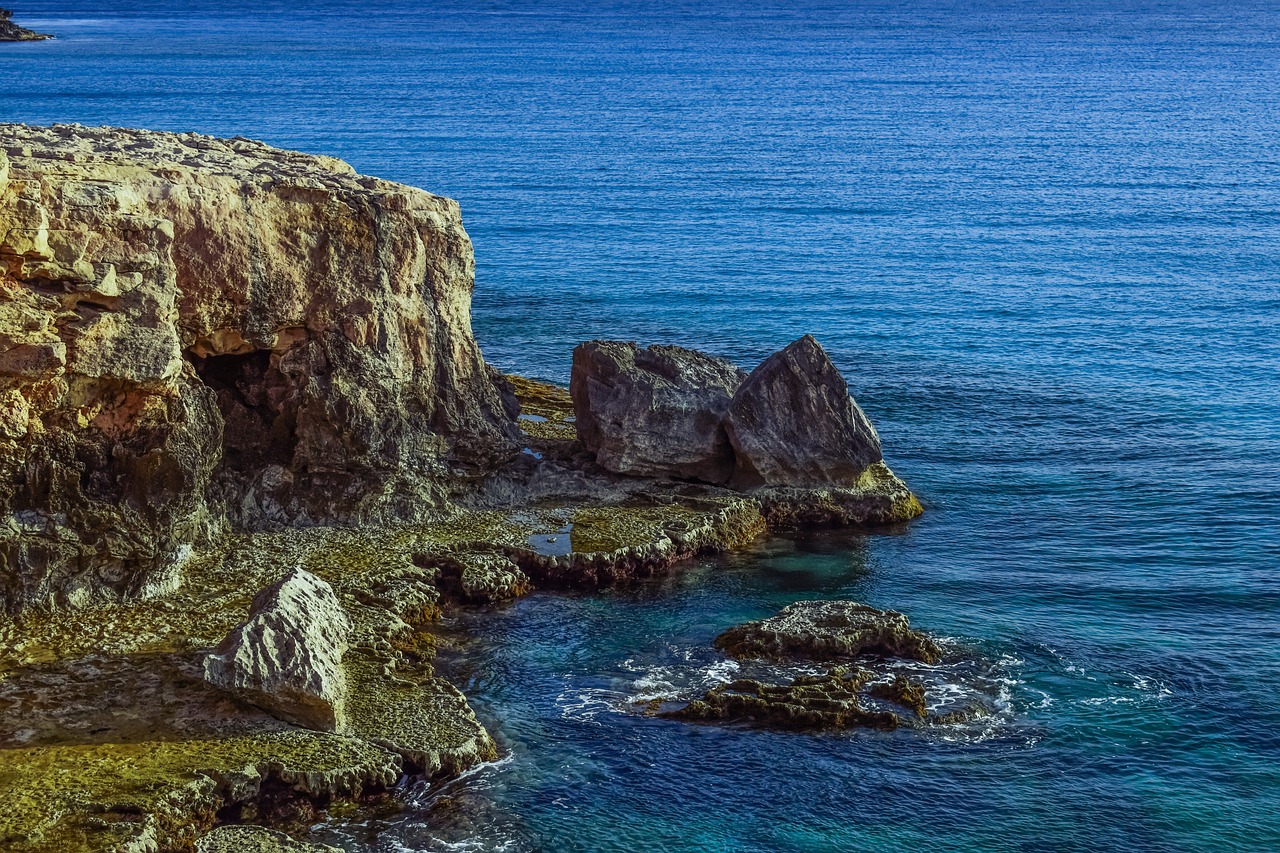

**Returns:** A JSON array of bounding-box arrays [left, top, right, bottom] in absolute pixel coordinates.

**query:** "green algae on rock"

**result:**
[[663, 668, 903, 732], [715, 599, 943, 665]]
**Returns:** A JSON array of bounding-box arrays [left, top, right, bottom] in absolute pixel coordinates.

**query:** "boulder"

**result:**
[[0, 8, 51, 41], [714, 600, 942, 664], [570, 340, 746, 484], [203, 567, 352, 731], [725, 334, 882, 488]]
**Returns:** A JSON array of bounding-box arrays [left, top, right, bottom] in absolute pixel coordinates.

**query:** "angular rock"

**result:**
[[663, 667, 901, 731], [0, 8, 51, 41], [715, 599, 942, 664], [570, 340, 746, 484], [725, 334, 882, 488], [204, 567, 352, 731], [0, 124, 520, 613]]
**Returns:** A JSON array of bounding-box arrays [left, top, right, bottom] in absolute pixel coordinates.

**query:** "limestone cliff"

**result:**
[[0, 124, 519, 613]]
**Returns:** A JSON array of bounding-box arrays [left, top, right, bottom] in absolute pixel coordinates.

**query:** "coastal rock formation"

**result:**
[[726, 334, 882, 489], [0, 8, 50, 41], [663, 668, 901, 731], [569, 335, 888, 491], [715, 600, 942, 664], [204, 567, 352, 731], [570, 341, 745, 484], [0, 124, 520, 614], [426, 550, 531, 604]]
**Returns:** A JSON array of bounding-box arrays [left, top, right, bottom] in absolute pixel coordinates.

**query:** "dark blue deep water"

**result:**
[[4, 2, 1280, 850]]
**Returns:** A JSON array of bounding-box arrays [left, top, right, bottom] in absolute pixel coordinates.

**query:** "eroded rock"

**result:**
[[204, 567, 352, 731], [715, 600, 942, 664], [570, 340, 746, 484], [663, 668, 901, 731], [0, 124, 520, 614], [726, 334, 882, 488]]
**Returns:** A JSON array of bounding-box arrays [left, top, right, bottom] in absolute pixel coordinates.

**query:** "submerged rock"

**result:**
[[663, 667, 901, 731], [726, 334, 882, 489], [204, 567, 352, 731], [870, 674, 928, 718], [570, 340, 746, 484], [0, 8, 51, 41], [715, 600, 942, 664]]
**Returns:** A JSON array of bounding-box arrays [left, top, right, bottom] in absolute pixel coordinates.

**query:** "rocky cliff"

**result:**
[[0, 8, 51, 42], [0, 124, 519, 613]]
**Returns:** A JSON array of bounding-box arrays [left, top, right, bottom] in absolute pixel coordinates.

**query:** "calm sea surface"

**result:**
[[4, 2, 1279, 850]]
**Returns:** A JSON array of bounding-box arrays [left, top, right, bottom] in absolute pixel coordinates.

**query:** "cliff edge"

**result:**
[[0, 124, 519, 613]]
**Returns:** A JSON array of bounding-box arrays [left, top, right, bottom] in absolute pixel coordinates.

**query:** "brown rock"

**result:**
[[570, 340, 746, 484], [725, 334, 882, 488], [714, 599, 942, 664], [0, 124, 520, 613]]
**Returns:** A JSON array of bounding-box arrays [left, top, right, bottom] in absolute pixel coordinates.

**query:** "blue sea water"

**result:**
[[4, 2, 1280, 850]]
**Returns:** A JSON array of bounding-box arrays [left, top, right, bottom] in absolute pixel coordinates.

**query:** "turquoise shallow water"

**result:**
[[4, 2, 1280, 850]]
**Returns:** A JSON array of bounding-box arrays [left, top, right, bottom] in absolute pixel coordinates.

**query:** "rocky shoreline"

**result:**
[[0, 7, 50, 41], [0, 124, 933, 852]]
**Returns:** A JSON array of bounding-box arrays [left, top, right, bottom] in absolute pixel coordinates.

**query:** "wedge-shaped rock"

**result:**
[[204, 567, 352, 731], [571, 340, 746, 484], [725, 334, 882, 488], [715, 599, 941, 664]]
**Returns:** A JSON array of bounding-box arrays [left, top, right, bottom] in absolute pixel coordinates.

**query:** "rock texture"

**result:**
[[570, 341, 746, 484], [0, 8, 50, 41], [715, 600, 942, 664], [0, 124, 519, 614], [204, 567, 352, 731], [726, 334, 882, 489], [569, 335, 888, 491], [663, 668, 901, 731]]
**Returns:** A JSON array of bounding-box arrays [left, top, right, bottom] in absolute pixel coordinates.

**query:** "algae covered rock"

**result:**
[[715, 599, 941, 664], [725, 334, 882, 488], [663, 668, 901, 731], [204, 567, 352, 731], [570, 340, 746, 484], [427, 551, 531, 604], [196, 825, 341, 853]]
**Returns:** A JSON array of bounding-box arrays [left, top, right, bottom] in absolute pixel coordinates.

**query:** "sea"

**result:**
[[3, 2, 1279, 851]]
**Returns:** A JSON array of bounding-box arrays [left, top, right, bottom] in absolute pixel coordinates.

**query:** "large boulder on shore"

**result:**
[[0, 124, 520, 613], [715, 599, 942, 664], [570, 340, 746, 484], [726, 334, 882, 489], [203, 567, 352, 731]]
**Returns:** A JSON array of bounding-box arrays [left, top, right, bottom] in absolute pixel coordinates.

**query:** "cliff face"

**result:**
[[0, 124, 519, 613]]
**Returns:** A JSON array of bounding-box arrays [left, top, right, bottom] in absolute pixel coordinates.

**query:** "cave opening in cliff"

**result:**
[[185, 348, 298, 475]]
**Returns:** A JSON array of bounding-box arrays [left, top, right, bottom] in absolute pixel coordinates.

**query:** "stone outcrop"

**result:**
[[570, 341, 745, 484], [204, 567, 352, 731], [569, 335, 887, 491], [0, 8, 50, 41], [0, 124, 520, 614], [714, 600, 942, 664], [725, 334, 881, 488]]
